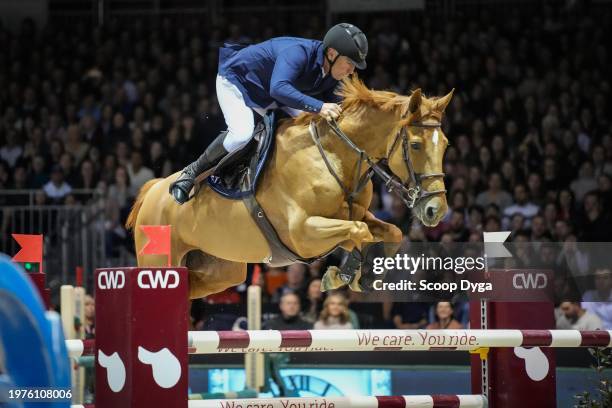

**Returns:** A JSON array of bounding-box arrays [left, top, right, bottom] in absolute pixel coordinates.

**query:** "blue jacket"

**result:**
[[218, 37, 341, 113]]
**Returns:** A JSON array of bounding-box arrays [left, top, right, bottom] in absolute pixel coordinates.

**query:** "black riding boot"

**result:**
[[170, 131, 228, 204]]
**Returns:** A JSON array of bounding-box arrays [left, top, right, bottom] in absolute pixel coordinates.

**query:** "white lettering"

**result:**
[[98, 270, 125, 290], [137, 269, 180, 289]]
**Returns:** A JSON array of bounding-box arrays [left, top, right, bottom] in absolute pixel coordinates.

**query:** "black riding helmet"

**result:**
[[323, 23, 368, 70]]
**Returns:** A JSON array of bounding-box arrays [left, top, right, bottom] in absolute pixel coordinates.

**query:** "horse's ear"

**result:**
[[435, 89, 455, 112], [408, 88, 422, 114]]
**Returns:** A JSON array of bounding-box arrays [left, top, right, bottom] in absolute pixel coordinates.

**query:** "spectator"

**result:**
[[263, 292, 312, 330], [84, 294, 95, 339], [570, 161, 598, 203], [27, 155, 49, 188], [43, 165, 72, 203], [126, 150, 154, 197], [475, 173, 513, 211], [426, 301, 463, 329], [557, 301, 602, 330], [582, 268, 612, 330], [503, 184, 539, 228], [578, 192, 612, 242], [302, 278, 324, 324], [64, 124, 90, 166], [314, 292, 354, 330], [0, 130, 23, 168], [392, 301, 429, 329], [273, 263, 306, 303]]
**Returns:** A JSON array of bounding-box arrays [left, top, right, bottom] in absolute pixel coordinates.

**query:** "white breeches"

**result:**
[[216, 75, 302, 152]]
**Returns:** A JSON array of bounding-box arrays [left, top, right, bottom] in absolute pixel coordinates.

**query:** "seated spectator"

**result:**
[[272, 263, 306, 303], [302, 278, 324, 324], [27, 155, 49, 188], [503, 184, 540, 228], [570, 161, 598, 203], [582, 268, 612, 329], [84, 294, 95, 339], [426, 301, 464, 329], [475, 173, 513, 211], [127, 150, 154, 197], [578, 192, 612, 242], [0, 129, 23, 168], [263, 292, 312, 330], [391, 301, 429, 329], [556, 301, 602, 330], [43, 165, 72, 203], [314, 292, 353, 330]]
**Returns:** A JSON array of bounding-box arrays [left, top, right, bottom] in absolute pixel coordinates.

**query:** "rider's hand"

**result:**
[[319, 103, 342, 121]]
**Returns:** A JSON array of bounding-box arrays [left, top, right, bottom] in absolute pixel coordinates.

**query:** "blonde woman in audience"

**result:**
[[314, 292, 354, 330]]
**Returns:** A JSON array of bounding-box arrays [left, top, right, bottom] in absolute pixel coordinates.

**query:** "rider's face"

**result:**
[[327, 49, 356, 80]]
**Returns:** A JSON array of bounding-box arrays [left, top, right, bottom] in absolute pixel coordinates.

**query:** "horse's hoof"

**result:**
[[348, 280, 363, 292], [321, 266, 347, 291]]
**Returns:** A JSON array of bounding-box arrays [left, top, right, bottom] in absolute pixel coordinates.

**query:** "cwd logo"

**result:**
[[98, 270, 125, 290], [137, 269, 180, 289], [512, 272, 548, 289]]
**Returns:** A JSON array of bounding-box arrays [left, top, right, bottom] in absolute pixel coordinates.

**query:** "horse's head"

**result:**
[[385, 88, 454, 226]]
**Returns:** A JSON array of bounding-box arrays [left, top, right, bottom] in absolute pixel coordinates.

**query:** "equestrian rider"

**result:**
[[170, 23, 368, 204]]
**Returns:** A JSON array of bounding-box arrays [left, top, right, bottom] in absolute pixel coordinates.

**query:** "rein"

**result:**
[[309, 118, 446, 219]]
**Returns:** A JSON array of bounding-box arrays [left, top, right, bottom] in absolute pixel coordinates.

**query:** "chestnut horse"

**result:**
[[126, 76, 453, 299]]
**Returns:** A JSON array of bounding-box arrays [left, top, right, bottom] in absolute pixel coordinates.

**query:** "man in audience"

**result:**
[[263, 292, 312, 330], [582, 268, 612, 329], [557, 300, 602, 330]]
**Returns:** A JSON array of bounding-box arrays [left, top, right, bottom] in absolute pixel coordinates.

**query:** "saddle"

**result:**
[[204, 111, 314, 266], [207, 111, 276, 199]]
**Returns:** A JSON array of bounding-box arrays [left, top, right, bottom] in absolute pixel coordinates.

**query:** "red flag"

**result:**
[[12, 234, 44, 273], [251, 264, 262, 285], [139, 225, 172, 266]]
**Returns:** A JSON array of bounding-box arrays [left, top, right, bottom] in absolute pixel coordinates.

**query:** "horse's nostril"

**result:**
[[426, 206, 435, 218]]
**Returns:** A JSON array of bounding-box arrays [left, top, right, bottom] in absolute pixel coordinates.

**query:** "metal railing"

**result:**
[[0, 189, 135, 298]]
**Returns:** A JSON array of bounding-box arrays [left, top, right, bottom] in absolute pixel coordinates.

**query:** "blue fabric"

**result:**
[[218, 37, 342, 113], [0, 255, 71, 407]]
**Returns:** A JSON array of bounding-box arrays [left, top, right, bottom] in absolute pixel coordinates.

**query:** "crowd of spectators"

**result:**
[[1, 3, 612, 329]]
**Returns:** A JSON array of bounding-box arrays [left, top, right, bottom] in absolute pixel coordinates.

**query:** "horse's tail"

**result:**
[[125, 178, 162, 231]]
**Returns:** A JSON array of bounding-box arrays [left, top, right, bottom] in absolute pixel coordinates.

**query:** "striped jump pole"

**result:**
[[73, 395, 487, 408], [66, 329, 612, 357], [188, 329, 612, 353], [189, 395, 488, 408]]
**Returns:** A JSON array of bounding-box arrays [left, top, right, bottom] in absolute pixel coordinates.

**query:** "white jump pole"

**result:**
[[67, 329, 612, 358], [187, 394, 488, 408]]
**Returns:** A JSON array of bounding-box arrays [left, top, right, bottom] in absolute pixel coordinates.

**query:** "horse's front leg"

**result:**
[[297, 215, 375, 254], [355, 211, 404, 291]]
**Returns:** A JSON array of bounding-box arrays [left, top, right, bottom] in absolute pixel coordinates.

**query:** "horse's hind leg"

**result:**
[[185, 250, 247, 299]]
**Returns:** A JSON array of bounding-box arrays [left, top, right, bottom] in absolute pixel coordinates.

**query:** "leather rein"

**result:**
[[309, 118, 446, 220]]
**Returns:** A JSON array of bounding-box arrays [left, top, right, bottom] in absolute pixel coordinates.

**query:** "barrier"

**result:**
[[6, 266, 610, 408], [72, 395, 487, 408], [66, 329, 612, 357]]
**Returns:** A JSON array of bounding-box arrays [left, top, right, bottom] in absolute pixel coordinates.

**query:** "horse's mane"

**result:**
[[291, 76, 417, 127]]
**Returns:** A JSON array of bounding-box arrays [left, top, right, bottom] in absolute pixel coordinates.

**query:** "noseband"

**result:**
[[309, 118, 446, 220]]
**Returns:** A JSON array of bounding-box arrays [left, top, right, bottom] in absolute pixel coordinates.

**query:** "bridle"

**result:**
[[309, 118, 446, 219], [386, 121, 447, 209]]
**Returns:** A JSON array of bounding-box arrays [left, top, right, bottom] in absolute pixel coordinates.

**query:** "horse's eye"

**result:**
[[411, 142, 421, 150]]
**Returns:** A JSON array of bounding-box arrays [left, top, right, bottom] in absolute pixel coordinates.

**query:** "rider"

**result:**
[[170, 23, 368, 204]]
